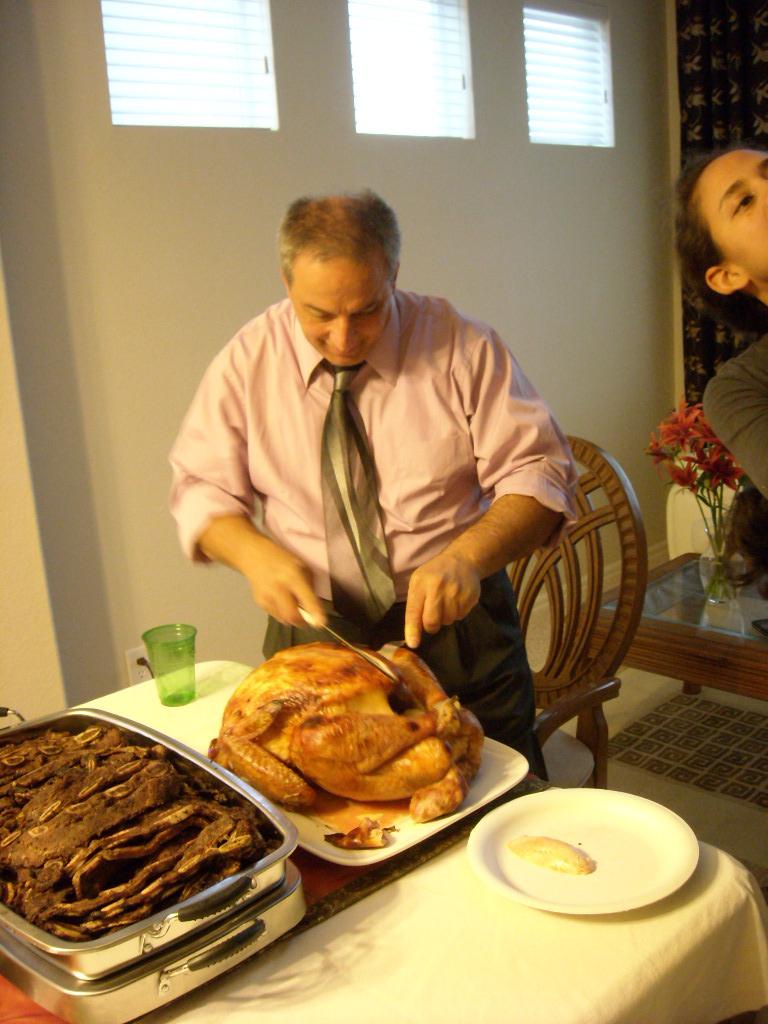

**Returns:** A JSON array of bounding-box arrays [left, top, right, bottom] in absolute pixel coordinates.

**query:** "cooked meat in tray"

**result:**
[[0, 708, 300, 980], [0, 862, 305, 1024]]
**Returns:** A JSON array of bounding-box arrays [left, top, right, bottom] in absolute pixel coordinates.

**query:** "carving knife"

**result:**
[[297, 607, 400, 683]]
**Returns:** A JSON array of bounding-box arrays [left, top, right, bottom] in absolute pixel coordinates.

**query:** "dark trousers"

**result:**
[[263, 569, 546, 778]]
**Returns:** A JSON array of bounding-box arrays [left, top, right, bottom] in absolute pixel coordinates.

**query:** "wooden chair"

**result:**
[[508, 436, 648, 787]]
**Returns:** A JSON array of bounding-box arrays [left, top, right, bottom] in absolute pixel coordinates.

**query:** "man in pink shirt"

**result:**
[[170, 191, 576, 774]]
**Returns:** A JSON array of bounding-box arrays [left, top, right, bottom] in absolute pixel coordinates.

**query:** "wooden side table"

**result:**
[[595, 553, 768, 701]]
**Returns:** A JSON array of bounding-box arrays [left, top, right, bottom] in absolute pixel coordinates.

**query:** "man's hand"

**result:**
[[403, 495, 563, 648], [197, 516, 326, 627], [245, 542, 326, 626], [404, 553, 482, 648]]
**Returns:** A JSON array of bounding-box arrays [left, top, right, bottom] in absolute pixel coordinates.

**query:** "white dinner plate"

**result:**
[[287, 737, 529, 866], [467, 788, 700, 914]]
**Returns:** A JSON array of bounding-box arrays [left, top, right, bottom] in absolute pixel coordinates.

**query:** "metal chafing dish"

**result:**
[[0, 861, 304, 1024], [0, 708, 306, 1019]]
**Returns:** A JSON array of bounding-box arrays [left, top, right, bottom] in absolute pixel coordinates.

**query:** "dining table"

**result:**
[[2, 659, 768, 1024]]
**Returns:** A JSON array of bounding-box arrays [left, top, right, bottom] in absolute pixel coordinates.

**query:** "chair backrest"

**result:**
[[508, 436, 648, 708]]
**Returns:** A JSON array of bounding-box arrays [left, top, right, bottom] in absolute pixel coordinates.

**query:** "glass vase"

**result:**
[[697, 521, 734, 605]]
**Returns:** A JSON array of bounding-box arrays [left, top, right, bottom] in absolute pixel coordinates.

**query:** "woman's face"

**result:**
[[695, 148, 768, 304]]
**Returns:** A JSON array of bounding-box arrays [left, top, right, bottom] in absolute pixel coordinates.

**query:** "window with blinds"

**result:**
[[522, 4, 614, 147], [100, 0, 278, 129], [347, 0, 474, 139]]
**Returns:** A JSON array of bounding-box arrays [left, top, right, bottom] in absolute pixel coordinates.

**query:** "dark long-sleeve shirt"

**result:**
[[703, 336, 768, 499]]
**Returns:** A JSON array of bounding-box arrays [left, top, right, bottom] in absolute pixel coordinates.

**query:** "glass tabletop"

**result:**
[[640, 558, 768, 639]]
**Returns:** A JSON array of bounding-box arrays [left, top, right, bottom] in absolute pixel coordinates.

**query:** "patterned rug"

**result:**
[[609, 694, 768, 809]]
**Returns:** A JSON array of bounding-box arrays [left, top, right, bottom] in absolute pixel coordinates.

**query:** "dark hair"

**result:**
[[279, 190, 401, 283], [675, 145, 768, 335], [726, 483, 768, 597]]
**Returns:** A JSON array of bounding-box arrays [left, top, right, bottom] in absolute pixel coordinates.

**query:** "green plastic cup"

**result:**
[[141, 623, 197, 707]]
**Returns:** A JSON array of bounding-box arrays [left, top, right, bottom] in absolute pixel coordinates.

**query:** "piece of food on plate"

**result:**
[[507, 835, 597, 874], [210, 642, 483, 825], [324, 817, 397, 850]]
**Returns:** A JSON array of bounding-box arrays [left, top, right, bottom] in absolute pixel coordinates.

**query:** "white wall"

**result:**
[[0, 0, 674, 704], [0, 245, 66, 718]]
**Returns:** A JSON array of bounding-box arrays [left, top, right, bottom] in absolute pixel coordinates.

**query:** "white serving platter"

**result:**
[[467, 787, 700, 915], [288, 738, 529, 866]]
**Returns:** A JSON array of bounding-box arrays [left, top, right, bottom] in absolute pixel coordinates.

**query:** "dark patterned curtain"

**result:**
[[676, 0, 768, 400]]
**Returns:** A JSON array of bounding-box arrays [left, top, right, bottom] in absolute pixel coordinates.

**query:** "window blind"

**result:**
[[347, 0, 474, 139], [522, 5, 614, 147], [100, 0, 278, 129]]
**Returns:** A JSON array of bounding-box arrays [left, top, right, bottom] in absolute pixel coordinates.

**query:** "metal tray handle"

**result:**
[[187, 918, 266, 972], [0, 707, 25, 732], [177, 875, 255, 923], [158, 918, 267, 995]]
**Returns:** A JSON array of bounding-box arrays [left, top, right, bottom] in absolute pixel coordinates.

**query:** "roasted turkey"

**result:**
[[210, 642, 483, 823]]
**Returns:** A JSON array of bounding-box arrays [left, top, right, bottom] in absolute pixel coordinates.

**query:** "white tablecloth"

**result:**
[[82, 662, 768, 1024]]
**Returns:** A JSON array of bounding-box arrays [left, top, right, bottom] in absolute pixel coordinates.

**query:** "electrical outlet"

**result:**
[[124, 645, 153, 687]]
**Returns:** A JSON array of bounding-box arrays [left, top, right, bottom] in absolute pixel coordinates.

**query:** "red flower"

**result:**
[[645, 399, 746, 520], [657, 399, 703, 448], [668, 462, 698, 491], [646, 436, 670, 465], [701, 453, 743, 490]]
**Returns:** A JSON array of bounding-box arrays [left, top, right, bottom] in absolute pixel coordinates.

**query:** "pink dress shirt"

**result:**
[[169, 290, 577, 602]]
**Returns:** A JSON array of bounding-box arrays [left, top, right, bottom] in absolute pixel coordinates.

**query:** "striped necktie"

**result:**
[[321, 363, 396, 623]]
